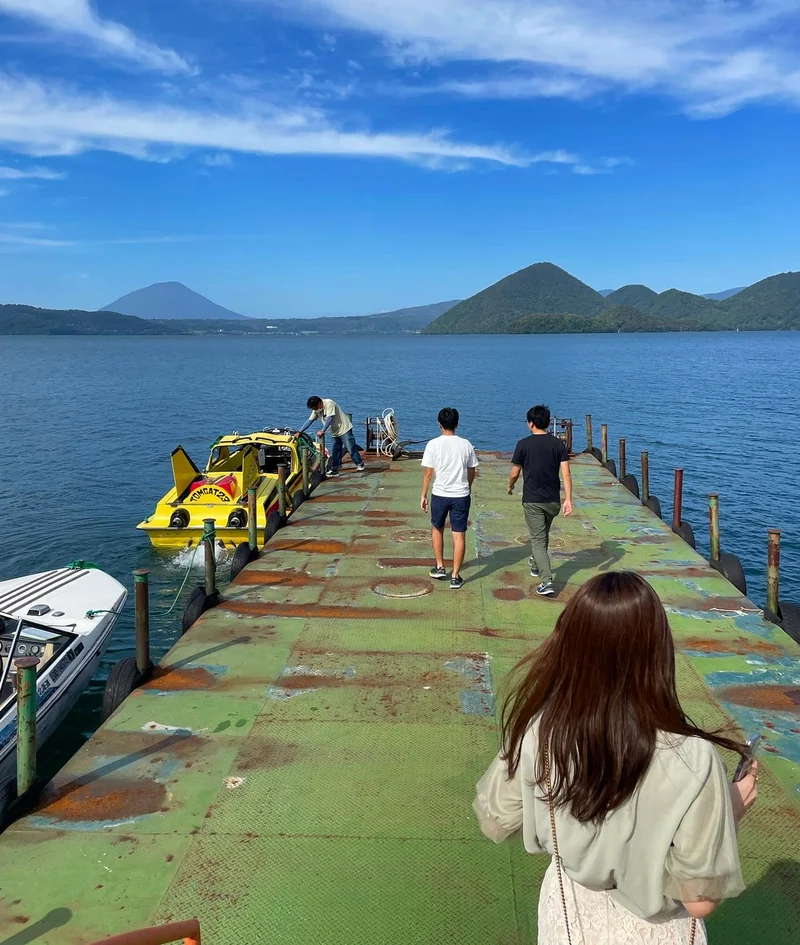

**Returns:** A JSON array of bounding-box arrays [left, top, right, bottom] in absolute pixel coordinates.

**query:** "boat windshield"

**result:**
[[0, 616, 74, 708]]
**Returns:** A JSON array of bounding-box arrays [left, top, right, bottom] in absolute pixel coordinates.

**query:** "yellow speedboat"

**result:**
[[137, 429, 321, 549]]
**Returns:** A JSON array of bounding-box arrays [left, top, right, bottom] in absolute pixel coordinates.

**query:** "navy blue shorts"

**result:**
[[431, 494, 471, 533]]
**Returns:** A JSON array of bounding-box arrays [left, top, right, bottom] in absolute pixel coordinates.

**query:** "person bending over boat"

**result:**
[[474, 571, 758, 945], [296, 395, 365, 476]]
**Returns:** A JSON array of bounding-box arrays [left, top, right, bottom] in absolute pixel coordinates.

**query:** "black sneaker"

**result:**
[[528, 556, 539, 577], [327, 469, 341, 478], [536, 581, 555, 597], [355, 464, 366, 471], [450, 575, 464, 590], [429, 566, 448, 580]]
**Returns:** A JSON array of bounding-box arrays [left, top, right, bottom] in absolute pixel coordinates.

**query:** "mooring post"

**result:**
[[619, 438, 627, 480], [247, 487, 258, 551], [365, 418, 372, 454], [672, 469, 684, 530], [708, 494, 721, 562], [277, 462, 288, 518], [133, 568, 151, 676], [319, 433, 326, 479], [601, 424, 608, 464], [766, 528, 781, 616], [585, 414, 593, 451], [641, 452, 650, 502], [203, 518, 216, 598], [15, 657, 39, 796], [301, 446, 310, 496], [565, 420, 574, 454]]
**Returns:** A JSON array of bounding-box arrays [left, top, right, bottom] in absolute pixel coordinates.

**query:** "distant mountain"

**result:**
[[639, 288, 718, 322], [720, 272, 800, 329], [509, 305, 688, 334], [603, 284, 659, 308], [103, 281, 244, 320], [597, 289, 616, 297], [1, 299, 458, 336], [424, 263, 605, 334], [704, 287, 745, 301]]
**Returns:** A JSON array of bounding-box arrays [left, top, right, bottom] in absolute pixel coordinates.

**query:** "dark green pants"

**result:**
[[523, 501, 561, 583]]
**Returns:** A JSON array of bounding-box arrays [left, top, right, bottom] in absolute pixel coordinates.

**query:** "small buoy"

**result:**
[[643, 495, 663, 519], [779, 601, 800, 643], [101, 657, 143, 721], [673, 521, 696, 549], [230, 542, 257, 582], [264, 510, 283, 544], [710, 552, 747, 596], [182, 586, 209, 633], [621, 474, 640, 499]]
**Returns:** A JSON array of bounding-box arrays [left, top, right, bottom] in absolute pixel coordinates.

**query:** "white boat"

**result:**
[[0, 565, 127, 813]]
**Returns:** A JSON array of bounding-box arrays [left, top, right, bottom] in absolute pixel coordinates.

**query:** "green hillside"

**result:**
[[0, 304, 165, 334], [603, 284, 659, 308], [642, 289, 719, 322], [509, 305, 690, 334], [423, 262, 605, 334], [720, 271, 800, 328]]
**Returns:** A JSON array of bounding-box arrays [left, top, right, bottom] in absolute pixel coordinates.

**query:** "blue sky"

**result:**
[[0, 1, 799, 317]]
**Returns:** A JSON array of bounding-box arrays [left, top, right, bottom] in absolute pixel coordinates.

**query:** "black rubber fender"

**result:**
[[101, 657, 143, 721], [673, 520, 696, 549], [710, 552, 747, 596], [182, 585, 209, 634], [292, 489, 307, 512], [230, 541, 257, 582], [590, 447, 603, 463], [264, 510, 283, 544], [310, 468, 323, 492], [779, 601, 800, 644], [644, 495, 662, 519], [604, 459, 617, 478], [621, 474, 640, 499]]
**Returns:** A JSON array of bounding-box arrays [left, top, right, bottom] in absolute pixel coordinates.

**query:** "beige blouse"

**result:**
[[474, 722, 745, 920]]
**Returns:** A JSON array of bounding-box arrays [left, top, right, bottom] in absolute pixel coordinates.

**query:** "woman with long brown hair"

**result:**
[[474, 571, 758, 944]]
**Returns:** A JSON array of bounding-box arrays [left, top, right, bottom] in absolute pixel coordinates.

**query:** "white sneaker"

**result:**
[[355, 464, 365, 471]]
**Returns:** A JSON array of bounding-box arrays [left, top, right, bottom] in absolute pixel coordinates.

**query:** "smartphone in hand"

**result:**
[[733, 735, 761, 782]]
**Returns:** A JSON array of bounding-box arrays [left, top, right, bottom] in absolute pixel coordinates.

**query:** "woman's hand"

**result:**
[[730, 761, 758, 825]]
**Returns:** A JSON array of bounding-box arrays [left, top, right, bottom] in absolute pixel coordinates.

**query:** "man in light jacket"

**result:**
[[297, 395, 365, 476]]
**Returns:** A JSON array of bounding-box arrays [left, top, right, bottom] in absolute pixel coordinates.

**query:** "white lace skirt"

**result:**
[[538, 859, 708, 945]]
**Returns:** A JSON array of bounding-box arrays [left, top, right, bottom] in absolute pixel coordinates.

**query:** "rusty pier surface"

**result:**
[[0, 453, 798, 943]]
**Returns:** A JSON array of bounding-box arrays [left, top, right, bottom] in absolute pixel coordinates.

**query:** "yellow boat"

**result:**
[[137, 429, 322, 549]]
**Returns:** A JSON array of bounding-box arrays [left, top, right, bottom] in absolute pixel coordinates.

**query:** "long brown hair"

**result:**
[[501, 571, 745, 823]]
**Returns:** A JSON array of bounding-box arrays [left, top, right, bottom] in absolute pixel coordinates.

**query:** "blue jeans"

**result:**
[[330, 428, 363, 470]]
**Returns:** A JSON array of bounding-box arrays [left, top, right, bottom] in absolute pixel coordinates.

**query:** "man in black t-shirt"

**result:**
[[508, 404, 573, 596]]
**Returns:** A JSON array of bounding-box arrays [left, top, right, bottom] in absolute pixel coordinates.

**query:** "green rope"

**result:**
[[85, 608, 125, 619], [156, 539, 204, 617], [68, 560, 100, 570]]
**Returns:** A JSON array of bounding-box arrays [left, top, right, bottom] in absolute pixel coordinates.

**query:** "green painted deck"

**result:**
[[0, 453, 798, 944]]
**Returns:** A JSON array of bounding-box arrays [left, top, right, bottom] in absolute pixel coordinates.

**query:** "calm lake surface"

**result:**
[[1, 332, 798, 777]]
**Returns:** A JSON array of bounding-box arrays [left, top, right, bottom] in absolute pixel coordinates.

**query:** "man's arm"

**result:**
[[508, 464, 522, 496], [316, 414, 334, 438], [561, 460, 573, 515], [420, 466, 434, 512], [468, 467, 477, 490], [295, 412, 316, 436]]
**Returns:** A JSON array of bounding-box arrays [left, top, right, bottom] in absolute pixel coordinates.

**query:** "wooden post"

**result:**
[[766, 529, 781, 616], [708, 494, 720, 562], [641, 452, 650, 502], [601, 424, 608, 464], [672, 469, 684, 531], [585, 414, 593, 451], [619, 438, 626, 480]]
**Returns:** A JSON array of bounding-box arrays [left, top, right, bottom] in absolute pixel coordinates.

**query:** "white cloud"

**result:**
[[256, 0, 800, 114], [0, 0, 190, 74], [0, 232, 73, 246], [0, 164, 64, 179], [203, 152, 234, 167], [0, 73, 536, 169]]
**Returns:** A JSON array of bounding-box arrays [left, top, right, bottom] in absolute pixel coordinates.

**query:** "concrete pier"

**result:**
[[0, 453, 797, 943]]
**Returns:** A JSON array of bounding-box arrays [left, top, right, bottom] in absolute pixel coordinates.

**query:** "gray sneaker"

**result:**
[[536, 581, 555, 597], [450, 575, 464, 590], [528, 556, 539, 577], [429, 566, 448, 580]]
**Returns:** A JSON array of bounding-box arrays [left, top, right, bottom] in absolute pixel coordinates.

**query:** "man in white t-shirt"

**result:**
[[420, 407, 479, 590]]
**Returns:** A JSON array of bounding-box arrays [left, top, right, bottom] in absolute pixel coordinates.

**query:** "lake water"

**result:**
[[1, 332, 798, 778]]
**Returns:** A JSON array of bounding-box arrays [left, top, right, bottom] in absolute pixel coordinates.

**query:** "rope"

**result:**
[[68, 560, 100, 570]]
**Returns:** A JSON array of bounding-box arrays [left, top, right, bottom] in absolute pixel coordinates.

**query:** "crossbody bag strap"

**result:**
[[544, 748, 697, 945], [544, 747, 573, 945]]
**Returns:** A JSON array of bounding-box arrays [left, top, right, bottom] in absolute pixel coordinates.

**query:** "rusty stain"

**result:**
[[233, 569, 325, 587], [493, 588, 526, 601], [364, 510, 413, 519], [718, 685, 800, 712], [360, 519, 408, 528], [235, 739, 304, 773], [221, 600, 420, 620], [142, 667, 217, 691], [311, 493, 368, 503], [38, 778, 168, 822], [680, 637, 786, 658], [268, 538, 348, 554]]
